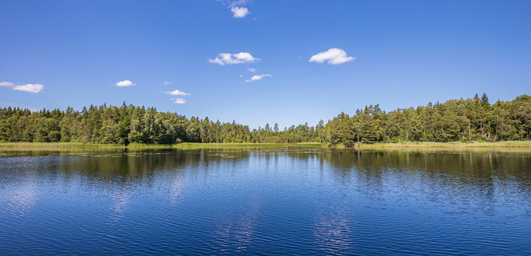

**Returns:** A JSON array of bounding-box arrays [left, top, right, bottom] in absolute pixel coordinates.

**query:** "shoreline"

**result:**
[[330, 141, 531, 148], [1, 141, 531, 150]]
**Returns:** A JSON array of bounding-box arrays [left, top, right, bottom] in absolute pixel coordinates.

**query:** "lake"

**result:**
[[1, 147, 530, 255]]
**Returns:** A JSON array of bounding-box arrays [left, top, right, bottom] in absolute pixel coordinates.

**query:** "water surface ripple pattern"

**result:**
[[1, 147, 530, 255]]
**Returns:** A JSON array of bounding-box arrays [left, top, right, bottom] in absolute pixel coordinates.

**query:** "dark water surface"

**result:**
[[1, 147, 531, 255]]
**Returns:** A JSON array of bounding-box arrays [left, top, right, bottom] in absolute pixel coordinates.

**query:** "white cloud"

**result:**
[[1, 81, 44, 93], [0, 81, 15, 87], [208, 57, 225, 65], [231, 7, 249, 18], [13, 84, 44, 93], [116, 80, 136, 87], [247, 68, 257, 73], [245, 74, 271, 82], [251, 74, 271, 81], [164, 81, 172, 85], [171, 98, 186, 104], [218, 0, 250, 18], [234, 52, 257, 62], [208, 52, 260, 65], [240, 75, 243, 77], [309, 48, 355, 65], [165, 89, 191, 96]]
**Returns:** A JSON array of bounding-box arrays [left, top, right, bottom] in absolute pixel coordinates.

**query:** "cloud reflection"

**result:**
[[1, 181, 38, 217], [313, 205, 354, 254], [210, 198, 261, 253]]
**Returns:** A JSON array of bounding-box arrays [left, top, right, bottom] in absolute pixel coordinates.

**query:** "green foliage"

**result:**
[[0, 104, 319, 145], [1, 94, 530, 146], [321, 94, 531, 145]]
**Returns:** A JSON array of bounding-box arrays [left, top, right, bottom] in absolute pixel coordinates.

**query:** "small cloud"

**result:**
[[209, 52, 260, 65], [218, 0, 250, 18], [245, 74, 271, 82], [240, 75, 243, 77], [247, 68, 257, 73], [309, 48, 355, 65], [165, 89, 191, 96], [231, 7, 249, 18], [0, 81, 15, 87], [171, 98, 186, 104], [233, 52, 257, 62], [209, 57, 225, 65], [1, 81, 44, 93], [116, 80, 136, 87], [163, 81, 172, 85], [13, 84, 44, 93]]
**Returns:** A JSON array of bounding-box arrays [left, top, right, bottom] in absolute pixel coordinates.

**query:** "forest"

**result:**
[[0, 93, 530, 146]]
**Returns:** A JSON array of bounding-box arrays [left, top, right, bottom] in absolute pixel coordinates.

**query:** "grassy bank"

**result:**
[[0, 142, 322, 150], [0, 142, 126, 150], [2, 141, 530, 151], [330, 141, 531, 148], [172, 142, 321, 148]]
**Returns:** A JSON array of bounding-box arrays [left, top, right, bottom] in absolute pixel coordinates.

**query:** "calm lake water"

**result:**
[[1, 147, 530, 255]]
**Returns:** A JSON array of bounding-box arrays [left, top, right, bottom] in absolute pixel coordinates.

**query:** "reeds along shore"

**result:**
[[329, 141, 531, 148], [0, 141, 530, 151]]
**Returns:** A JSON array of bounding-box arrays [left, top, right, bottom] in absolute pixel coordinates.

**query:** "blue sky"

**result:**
[[1, 0, 530, 129]]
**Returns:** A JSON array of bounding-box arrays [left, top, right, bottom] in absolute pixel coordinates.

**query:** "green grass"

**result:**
[[353, 141, 531, 148], [0, 142, 126, 149], [166, 142, 321, 149], [2, 141, 529, 151]]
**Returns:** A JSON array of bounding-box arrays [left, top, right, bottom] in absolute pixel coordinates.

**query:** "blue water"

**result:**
[[1, 148, 530, 255]]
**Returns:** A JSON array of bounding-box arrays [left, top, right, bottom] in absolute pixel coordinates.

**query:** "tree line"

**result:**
[[321, 93, 531, 146], [1, 93, 530, 145], [0, 103, 318, 144]]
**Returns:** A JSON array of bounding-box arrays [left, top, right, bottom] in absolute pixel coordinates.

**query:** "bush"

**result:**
[[48, 131, 61, 142], [344, 140, 355, 148], [60, 135, 71, 142]]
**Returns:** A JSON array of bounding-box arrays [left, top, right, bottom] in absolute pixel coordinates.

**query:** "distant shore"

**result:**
[[1, 141, 530, 150], [330, 141, 531, 148]]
